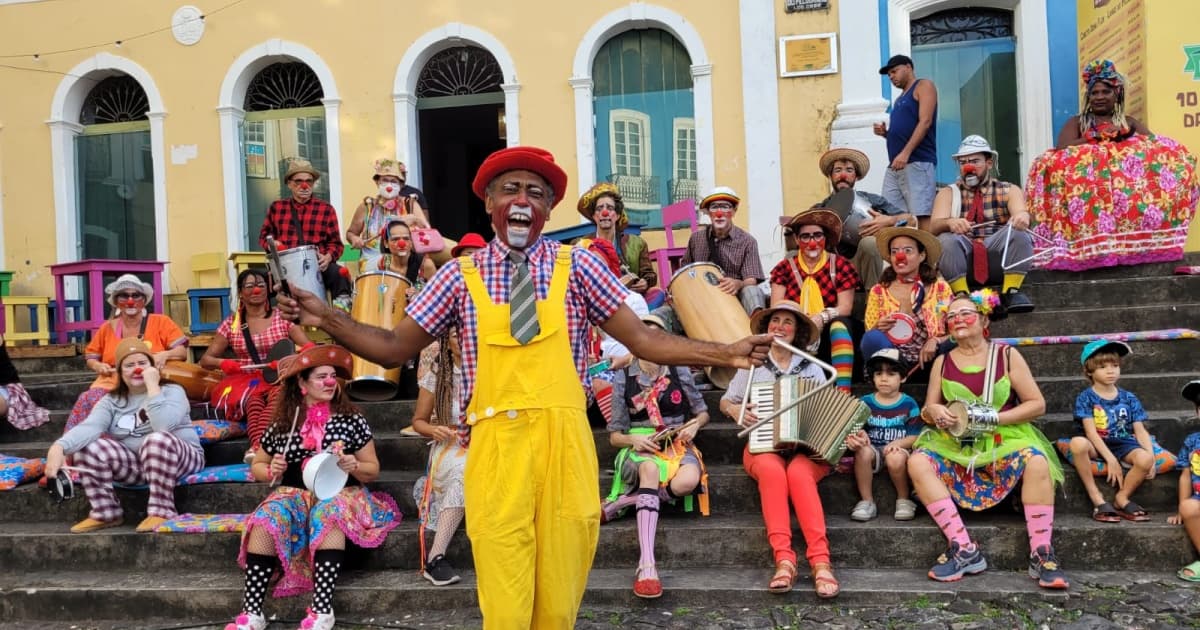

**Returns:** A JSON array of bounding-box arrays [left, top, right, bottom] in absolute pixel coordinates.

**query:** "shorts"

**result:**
[[838, 444, 907, 475], [881, 161, 937, 217], [1104, 437, 1145, 461]]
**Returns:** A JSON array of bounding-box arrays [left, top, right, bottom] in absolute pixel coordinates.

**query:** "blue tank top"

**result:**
[[887, 79, 937, 165]]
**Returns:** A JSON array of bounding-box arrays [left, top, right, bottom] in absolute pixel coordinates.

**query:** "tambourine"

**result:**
[[946, 401, 1000, 440], [886, 313, 917, 345]]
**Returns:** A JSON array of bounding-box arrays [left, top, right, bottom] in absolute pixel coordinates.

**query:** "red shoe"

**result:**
[[633, 565, 662, 599]]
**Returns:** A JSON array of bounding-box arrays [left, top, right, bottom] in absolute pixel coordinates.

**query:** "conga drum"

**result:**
[[667, 262, 752, 388], [161, 361, 223, 402], [347, 271, 411, 401]]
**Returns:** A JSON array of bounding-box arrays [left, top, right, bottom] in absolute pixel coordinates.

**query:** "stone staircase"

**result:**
[[0, 257, 1198, 626]]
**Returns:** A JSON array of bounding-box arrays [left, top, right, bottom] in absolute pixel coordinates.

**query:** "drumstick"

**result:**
[[735, 365, 758, 429], [240, 360, 279, 371], [969, 220, 996, 230], [269, 407, 301, 487]]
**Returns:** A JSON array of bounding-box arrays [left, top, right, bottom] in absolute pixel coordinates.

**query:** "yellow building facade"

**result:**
[[0, 0, 848, 300]]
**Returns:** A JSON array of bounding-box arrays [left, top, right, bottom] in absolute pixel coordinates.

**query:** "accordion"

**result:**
[[746, 375, 870, 463]]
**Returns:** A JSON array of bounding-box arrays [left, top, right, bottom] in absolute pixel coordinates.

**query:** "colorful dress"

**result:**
[[1027, 127, 1199, 271], [862, 279, 953, 368], [913, 345, 1062, 510], [238, 411, 399, 597], [358, 196, 417, 273], [213, 310, 294, 433]]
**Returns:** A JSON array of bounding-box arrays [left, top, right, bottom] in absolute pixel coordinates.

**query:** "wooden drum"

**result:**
[[347, 271, 411, 401], [161, 361, 223, 402], [667, 262, 751, 389]]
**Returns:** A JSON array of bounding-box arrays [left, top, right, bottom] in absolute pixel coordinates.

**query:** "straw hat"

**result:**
[[819, 148, 870, 178], [274, 344, 354, 383], [749, 300, 819, 347], [699, 186, 741, 210], [284, 158, 321, 182], [105, 274, 153, 307], [372, 158, 404, 181], [876, 226, 942, 266], [785, 207, 842, 248]]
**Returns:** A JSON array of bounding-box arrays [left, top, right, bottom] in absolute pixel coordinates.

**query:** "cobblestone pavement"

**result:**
[[11, 580, 1200, 630]]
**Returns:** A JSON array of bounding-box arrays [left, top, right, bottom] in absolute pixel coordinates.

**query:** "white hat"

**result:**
[[699, 186, 741, 209], [105, 273, 154, 307], [951, 135, 998, 160]]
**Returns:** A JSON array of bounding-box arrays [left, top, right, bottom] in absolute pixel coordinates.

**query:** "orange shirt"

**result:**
[[83, 314, 188, 389]]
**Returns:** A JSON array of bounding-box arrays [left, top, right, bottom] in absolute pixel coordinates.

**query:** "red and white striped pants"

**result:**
[[73, 432, 205, 521]]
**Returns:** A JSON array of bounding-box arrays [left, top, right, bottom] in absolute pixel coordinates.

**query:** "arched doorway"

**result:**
[[416, 45, 506, 241], [911, 8, 1019, 184], [592, 29, 695, 228], [76, 75, 157, 261], [239, 61, 328, 248]]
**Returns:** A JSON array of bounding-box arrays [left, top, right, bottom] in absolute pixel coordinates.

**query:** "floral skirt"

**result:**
[[412, 440, 466, 531], [1026, 135, 1199, 271], [918, 446, 1042, 511], [238, 485, 400, 597]]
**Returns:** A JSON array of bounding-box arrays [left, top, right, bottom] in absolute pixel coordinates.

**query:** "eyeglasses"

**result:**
[[944, 309, 980, 323], [890, 246, 918, 256], [241, 283, 267, 290], [115, 292, 145, 300], [796, 232, 826, 242], [291, 178, 315, 185], [707, 203, 735, 211], [956, 157, 987, 167]]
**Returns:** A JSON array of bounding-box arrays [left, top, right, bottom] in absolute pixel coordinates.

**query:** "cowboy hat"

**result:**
[[749, 300, 819, 347], [876, 226, 942, 267], [785, 207, 842, 248], [372, 158, 405, 181], [284, 159, 321, 182], [273, 344, 354, 383], [472, 146, 568, 209], [576, 182, 625, 222], [819, 148, 870, 178], [951, 135, 998, 161], [105, 274, 154, 307], [699, 186, 740, 210], [451, 233, 488, 258]]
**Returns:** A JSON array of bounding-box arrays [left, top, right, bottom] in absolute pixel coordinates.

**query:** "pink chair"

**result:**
[[648, 200, 698, 288]]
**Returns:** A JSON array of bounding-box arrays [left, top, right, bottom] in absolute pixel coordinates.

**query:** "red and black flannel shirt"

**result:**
[[258, 197, 344, 260], [769, 254, 862, 307]]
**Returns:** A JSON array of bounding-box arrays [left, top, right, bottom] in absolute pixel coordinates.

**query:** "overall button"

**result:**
[[485, 407, 495, 418], [507, 409, 518, 419], [468, 413, 477, 422]]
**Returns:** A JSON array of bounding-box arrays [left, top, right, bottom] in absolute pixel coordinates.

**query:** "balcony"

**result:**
[[607, 174, 660, 206], [669, 178, 698, 204]]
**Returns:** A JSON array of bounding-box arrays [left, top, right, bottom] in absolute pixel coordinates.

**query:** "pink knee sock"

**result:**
[[1024, 504, 1054, 550], [927, 496, 971, 548], [635, 489, 660, 570]]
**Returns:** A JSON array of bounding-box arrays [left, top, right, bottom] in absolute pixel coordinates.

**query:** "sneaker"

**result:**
[[298, 608, 335, 630], [423, 554, 461, 586], [224, 612, 267, 630], [1002, 288, 1035, 314], [1029, 545, 1070, 589], [850, 500, 877, 522], [894, 498, 918, 521], [332, 294, 353, 313], [928, 541, 987, 582]]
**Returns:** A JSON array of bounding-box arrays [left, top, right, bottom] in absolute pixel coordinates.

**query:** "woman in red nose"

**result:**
[[379, 220, 437, 291], [200, 269, 310, 460], [346, 158, 431, 274]]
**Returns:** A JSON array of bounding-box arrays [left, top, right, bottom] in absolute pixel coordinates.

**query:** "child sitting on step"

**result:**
[[844, 348, 922, 521], [1066, 341, 1157, 523], [1170, 381, 1200, 581]]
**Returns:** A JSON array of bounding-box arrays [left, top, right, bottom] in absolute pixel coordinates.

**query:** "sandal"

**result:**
[[1092, 502, 1121, 523], [1116, 500, 1151, 522], [810, 562, 840, 599], [768, 559, 798, 593], [1178, 560, 1200, 582], [633, 564, 662, 599]]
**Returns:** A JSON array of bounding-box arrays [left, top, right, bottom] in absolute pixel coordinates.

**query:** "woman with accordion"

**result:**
[[718, 300, 840, 598]]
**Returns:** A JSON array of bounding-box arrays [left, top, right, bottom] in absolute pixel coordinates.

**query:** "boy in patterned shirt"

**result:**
[[1170, 381, 1200, 582], [1066, 341, 1157, 522], [845, 348, 922, 521]]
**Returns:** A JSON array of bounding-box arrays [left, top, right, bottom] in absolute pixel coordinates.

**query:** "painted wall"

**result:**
[[1046, 0, 1079, 136]]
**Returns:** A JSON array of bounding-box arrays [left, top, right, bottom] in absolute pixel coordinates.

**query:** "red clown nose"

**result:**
[[250, 287, 264, 296], [133, 368, 144, 376], [894, 251, 908, 264]]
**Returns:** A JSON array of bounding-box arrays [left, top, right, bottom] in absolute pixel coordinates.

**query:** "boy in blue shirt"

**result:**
[[1170, 381, 1200, 581], [1066, 340, 1156, 522], [845, 348, 922, 521]]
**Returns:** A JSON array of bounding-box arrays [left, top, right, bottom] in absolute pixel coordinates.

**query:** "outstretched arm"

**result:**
[[600, 304, 771, 370]]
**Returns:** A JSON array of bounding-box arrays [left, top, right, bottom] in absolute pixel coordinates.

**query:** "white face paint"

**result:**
[[378, 182, 401, 199], [504, 203, 534, 248]]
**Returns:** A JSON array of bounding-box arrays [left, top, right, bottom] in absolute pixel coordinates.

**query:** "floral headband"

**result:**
[[936, 288, 1002, 318], [1082, 59, 1124, 91]]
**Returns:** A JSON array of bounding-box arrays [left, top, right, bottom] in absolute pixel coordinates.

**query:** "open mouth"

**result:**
[[508, 207, 533, 230]]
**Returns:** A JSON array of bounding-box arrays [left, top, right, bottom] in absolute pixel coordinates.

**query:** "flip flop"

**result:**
[[1116, 500, 1151, 522], [1178, 560, 1200, 582], [1092, 502, 1121, 523]]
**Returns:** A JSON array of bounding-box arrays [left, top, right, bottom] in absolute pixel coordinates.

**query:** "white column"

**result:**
[[738, 0, 785, 272], [833, 0, 891, 195], [217, 105, 246, 254], [569, 76, 595, 197], [47, 119, 84, 263], [147, 111, 170, 275], [1013, 0, 1052, 179], [393, 92, 420, 187], [501, 82, 521, 147], [691, 63, 716, 196], [321, 97, 344, 229]]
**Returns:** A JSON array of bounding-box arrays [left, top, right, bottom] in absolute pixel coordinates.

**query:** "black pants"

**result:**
[[322, 262, 352, 298]]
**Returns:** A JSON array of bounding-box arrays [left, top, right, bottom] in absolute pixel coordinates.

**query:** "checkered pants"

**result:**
[[73, 432, 205, 521]]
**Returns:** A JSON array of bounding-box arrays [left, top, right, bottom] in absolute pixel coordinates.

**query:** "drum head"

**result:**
[[263, 339, 296, 385], [946, 401, 969, 438], [886, 313, 916, 345]]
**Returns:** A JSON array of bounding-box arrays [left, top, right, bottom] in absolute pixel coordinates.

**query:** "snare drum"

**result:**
[[946, 400, 1000, 439], [886, 312, 917, 345], [668, 262, 752, 388], [161, 361, 224, 402], [277, 245, 325, 297], [347, 271, 411, 401]]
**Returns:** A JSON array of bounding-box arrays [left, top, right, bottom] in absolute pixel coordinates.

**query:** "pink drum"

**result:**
[[886, 313, 917, 345]]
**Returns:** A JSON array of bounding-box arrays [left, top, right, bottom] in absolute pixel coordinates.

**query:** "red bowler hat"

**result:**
[[451, 232, 489, 257], [471, 146, 569, 209]]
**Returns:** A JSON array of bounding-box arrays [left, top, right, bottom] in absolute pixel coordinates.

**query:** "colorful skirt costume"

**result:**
[[605, 427, 709, 516], [1026, 134, 1199, 271]]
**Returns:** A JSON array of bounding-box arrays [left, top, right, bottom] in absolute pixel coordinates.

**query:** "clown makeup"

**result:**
[[944, 307, 981, 335], [797, 227, 826, 259], [288, 175, 315, 201], [387, 223, 412, 255], [120, 353, 151, 388], [488, 172, 551, 250], [957, 156, 988, 188], [115, 291, 145, 316], [766, 312, 799, 345], [593, 196, 618, 228], [304, 366, 339, 403], [378, 176, 402, 200], [830, 161, 858, 191], [707, 202, 735, 233], [888, 236, 924, 276]]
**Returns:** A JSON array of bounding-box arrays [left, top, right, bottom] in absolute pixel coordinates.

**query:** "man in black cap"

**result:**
[[874, 54, 938, 231]]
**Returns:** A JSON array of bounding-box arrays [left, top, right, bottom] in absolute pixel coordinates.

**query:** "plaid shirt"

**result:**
[[953, 180, 1013, 239], [407, 237, 630, 411], [216, 309, 294, 366], [681, 226, 764, 282], [259, 197, 344, 260], [769, 253, 862, 307]]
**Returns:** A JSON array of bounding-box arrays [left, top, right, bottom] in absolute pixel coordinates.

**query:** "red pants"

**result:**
[[742, 445, 831, 566]]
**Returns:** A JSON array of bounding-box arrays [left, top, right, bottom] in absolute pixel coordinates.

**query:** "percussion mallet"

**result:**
[[269, 407, 301, 487]]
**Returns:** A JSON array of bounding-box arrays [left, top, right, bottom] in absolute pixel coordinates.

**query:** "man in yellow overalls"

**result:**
[[278, 146, 771, 629]]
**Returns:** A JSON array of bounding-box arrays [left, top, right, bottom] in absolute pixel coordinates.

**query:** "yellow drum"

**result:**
[[160, 361, 223, 402], [667, 262, 751, 388], [347, 271, 411, 401]]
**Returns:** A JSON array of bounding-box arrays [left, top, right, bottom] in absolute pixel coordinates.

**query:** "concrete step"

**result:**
[[1010, 339, 1199, 379], [7, 565, 1147, 622], [8, 354, 87, 375], [1024, 253, 1200, 283], [989, 303, 1200, 338], [1019, 274, 1200, 310], [1, 511, 1191, 574]]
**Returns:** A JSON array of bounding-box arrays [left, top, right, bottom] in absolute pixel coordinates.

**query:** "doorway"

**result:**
[[418, 102, 505, 241]]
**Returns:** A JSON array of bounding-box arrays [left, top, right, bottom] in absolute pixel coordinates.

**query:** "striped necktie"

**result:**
[[509, 250, 539, 344]]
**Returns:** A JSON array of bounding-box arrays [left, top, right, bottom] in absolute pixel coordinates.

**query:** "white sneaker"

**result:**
[[894, 498, 918, 521], [850, 500, 877, 522], [225, 612, 267, 630], [299, 608, 335, 630]]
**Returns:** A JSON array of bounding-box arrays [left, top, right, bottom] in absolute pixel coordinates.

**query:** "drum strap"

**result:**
[[240, 315, 264, 366], [981, 343, 999, 406]]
